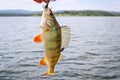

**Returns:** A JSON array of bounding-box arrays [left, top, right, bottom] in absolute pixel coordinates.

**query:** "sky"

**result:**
[[0, 0, 120, 11]]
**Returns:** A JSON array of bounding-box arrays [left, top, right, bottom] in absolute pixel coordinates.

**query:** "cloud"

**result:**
[[50, 0, 83, 10], [0, 0, 39, 10], [111, 6, 120, 11]]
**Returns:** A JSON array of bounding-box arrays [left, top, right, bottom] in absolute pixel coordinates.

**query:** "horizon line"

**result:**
[[0, 9, 120, 12]]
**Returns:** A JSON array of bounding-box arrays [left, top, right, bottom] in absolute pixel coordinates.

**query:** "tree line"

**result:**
[[0, 10, 120, 16], [55, 10, 120, 16]]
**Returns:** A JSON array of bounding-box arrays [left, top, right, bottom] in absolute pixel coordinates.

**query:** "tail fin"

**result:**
[[42, 72, 55, 76]]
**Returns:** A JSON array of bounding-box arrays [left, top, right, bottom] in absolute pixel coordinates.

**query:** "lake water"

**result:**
[[0, 17, 120, 80]]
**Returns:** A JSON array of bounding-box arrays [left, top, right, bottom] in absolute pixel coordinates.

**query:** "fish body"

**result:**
[[34, 7, 61, 76], [41, 7, 61, 76], [34, 3, 70, 76]]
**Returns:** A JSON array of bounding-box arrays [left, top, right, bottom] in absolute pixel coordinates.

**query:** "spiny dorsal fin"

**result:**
[[61, 26, 70, 52]]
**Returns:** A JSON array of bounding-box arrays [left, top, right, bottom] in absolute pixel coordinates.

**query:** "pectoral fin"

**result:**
[[34, 34, 43, 43]]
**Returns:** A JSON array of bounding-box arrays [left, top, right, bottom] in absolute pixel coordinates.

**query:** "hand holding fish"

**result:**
[[34, 0, 56, 4]]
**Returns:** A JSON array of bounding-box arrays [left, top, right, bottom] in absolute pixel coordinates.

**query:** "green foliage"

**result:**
[[0, 10, 120, 16], [55, 10, 117, 16]]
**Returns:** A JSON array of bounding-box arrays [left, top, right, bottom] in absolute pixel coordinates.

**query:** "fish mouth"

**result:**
[[45, 4, 49, 8]]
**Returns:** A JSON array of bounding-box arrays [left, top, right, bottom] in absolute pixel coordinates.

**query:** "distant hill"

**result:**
[[0, 10, 42, 16], [0, 10, 120, 16]]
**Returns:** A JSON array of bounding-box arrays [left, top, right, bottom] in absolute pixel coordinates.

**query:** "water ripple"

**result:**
[[0, 17, 120, 80]]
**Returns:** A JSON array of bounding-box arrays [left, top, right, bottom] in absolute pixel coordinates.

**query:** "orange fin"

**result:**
[[34, 0, 42, 3], [42, 72, 55, 76], [39, 57, 46, 66], [34, 34, 43, 43]]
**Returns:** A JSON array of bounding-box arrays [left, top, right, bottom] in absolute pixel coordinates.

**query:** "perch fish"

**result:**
[[34, 4, 70, 76]]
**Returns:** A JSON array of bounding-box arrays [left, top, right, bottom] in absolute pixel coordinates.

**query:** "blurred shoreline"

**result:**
[[0, 10, 120, 16]]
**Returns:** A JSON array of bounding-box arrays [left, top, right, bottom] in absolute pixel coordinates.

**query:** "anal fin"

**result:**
[[39, 57, 46, 66]]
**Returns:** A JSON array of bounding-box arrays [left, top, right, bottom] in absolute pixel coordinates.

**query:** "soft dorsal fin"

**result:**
[[61, 26, 70, 51]]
